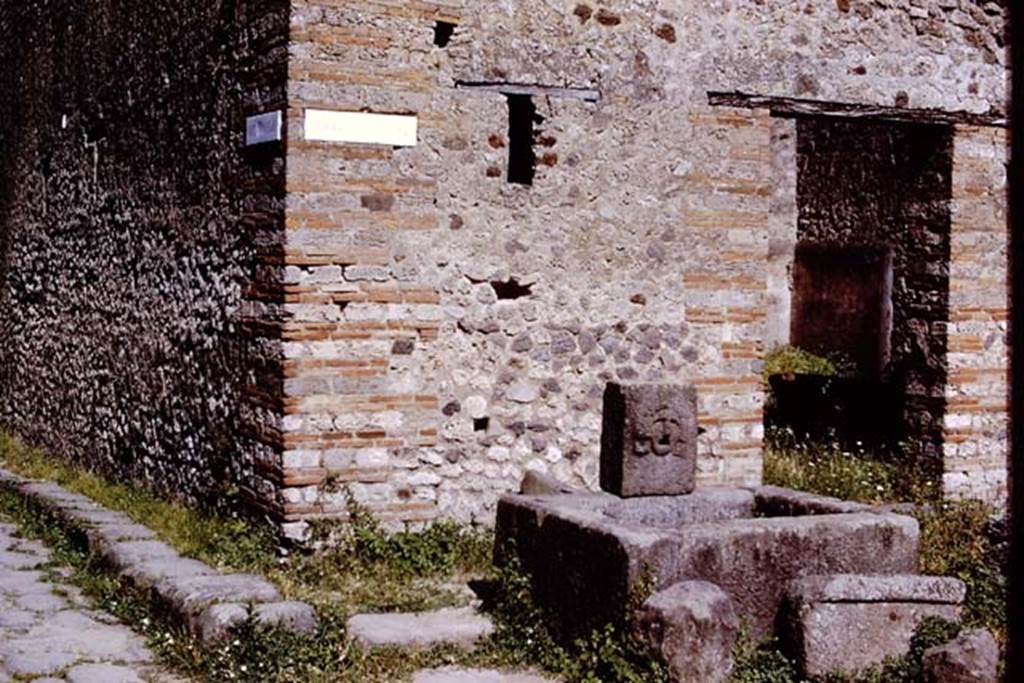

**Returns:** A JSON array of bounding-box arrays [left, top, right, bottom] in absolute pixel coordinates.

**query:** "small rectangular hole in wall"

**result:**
[[474, 417, 490, 432], [507, 94, 538, 185], [434, 21, 456, 47]]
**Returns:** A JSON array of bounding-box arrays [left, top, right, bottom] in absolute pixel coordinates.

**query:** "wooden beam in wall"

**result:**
[[708, 91, 1008, 128]]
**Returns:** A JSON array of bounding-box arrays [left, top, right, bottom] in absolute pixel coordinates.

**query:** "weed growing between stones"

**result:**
[[763, 431, 1006, 647], [730, 631, 799, 683], [916, 501, 1007, 641], [0, 432, 280, 573], [0, 480, 500, 681], [760, 429, 1006, 679], [0, 432, 1006, 680]]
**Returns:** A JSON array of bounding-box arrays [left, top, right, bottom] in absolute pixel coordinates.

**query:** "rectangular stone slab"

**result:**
[[786, 601, 960, 677], [599, 383, 698, 497], [788, 574, 966, 605]]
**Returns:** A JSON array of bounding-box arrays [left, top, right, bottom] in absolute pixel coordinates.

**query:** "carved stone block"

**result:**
[[599, 383, 698, 497]]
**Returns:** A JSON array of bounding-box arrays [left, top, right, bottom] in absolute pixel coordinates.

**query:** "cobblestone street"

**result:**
[[0, 519, 179, 682]]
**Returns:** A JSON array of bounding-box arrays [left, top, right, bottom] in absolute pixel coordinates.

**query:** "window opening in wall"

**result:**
[[473, 417, 490, 432], [434, 21, 456, 48], [506, 94, 541, 186]]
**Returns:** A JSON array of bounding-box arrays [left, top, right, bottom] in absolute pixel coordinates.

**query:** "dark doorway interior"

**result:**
[[792, 242, 894, 380], [791, 117, 954, 474]]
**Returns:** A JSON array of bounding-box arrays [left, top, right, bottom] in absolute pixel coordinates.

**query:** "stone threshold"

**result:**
[[0, 467, 318, 644]]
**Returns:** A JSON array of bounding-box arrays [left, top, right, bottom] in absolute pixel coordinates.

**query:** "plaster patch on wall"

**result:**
[[304, 110, 418, 147]]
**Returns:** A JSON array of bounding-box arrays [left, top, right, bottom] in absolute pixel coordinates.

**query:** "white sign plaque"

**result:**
[[304, 109, 418, 147]]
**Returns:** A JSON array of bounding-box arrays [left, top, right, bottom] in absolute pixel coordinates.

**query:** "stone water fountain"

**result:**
[[494, 383, 965, 682]]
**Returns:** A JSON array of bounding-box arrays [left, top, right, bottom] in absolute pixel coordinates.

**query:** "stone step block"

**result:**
[[412, 668, 556, 682], [784, 573, 966, 677], [347, 606, 494, 649], [196, 601, 320, 642], [155, 573, 281, 617], [922, 629, 999, 683], [120, 556, 217, 591]]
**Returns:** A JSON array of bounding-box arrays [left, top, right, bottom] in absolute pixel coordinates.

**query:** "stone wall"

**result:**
[[0, 0, 289, 504], [275, 0, 1008, 534], [0, 0, 1009, 535]]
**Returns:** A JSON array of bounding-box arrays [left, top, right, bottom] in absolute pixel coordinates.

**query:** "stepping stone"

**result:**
[[347, 607, 494, 649], [86, 523, 157, 544], [413, 668, 555, 683], [197, 601, 320, 642], [120, 556, 215, 590], [155, 573, 281, 616], [923, 629, 999, 683]]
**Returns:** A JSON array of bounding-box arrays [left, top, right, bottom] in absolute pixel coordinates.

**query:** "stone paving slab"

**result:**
[[0, 467, 318, 645], [0, 515, 174, 680]]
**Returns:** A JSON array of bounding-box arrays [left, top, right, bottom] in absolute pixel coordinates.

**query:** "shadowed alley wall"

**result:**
[[0, 0, 288, 504]]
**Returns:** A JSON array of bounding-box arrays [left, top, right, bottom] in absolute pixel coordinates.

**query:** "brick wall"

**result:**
[[943, 125, 1009, 505], [272, 0, 1006, 535]]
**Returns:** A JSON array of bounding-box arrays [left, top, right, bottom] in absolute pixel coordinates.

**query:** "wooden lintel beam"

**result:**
[[708, 91, 1007, 128], [456, 81, 601, 103]]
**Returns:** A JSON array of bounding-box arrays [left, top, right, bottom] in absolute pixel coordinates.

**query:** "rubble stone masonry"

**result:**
[[0, 0, 1010, 536], [0, 0, 290, 503]]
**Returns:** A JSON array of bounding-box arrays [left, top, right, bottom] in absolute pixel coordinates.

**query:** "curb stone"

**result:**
[[0, 467, 318, 644]]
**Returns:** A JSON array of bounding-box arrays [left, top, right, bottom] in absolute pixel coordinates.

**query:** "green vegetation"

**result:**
[[762, 345, 837, 383], [763, 429, 1005, 645], [0, 432, 279, 574], [730, 633, 800, 683], [0, 428, 1006, 682], [755, 431, 1007, 681], [484, 556, 670, 683], [917, 502, 1006, 641], [763, 427, 939, 505]]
